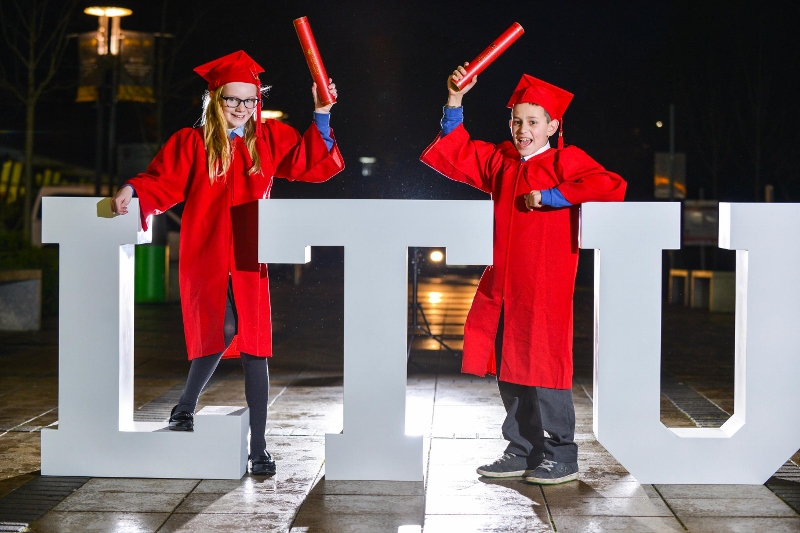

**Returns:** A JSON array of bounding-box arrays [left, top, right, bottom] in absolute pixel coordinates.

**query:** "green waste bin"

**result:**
[[135, 245, 168, 303]]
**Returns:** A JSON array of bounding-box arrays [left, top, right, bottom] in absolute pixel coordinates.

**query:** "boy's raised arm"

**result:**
[[446, 62, 478, 108]]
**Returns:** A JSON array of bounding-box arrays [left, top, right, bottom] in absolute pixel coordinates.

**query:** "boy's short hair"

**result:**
[[510, 104, 553, 123]]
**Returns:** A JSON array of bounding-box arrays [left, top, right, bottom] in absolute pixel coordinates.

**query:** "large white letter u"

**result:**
[[581, 202, 800, 484]]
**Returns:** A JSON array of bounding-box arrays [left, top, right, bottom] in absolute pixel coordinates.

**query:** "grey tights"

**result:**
[[175, 280, 269, 457]]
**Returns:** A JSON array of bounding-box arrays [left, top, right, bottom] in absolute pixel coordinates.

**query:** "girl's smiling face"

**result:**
[[220, 82, 259, 129], [509, 103, 559, 157]]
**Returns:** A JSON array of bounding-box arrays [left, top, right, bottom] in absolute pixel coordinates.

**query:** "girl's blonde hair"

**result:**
[[200, 86, 265, 183]]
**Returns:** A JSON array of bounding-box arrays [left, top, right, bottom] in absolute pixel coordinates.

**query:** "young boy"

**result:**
[[420, 65, 626, 484]]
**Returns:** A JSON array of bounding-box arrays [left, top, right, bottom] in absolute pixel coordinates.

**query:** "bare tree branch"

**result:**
[[0, 0, 80, 240], [0, 77, 25, 101], [0, 2, 32, 65]]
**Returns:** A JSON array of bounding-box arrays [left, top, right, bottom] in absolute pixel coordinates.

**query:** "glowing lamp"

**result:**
[[428, 292, 443, 304], [84, 6, 132, 17], [84, 6, 133, 56], [261, 110, 285, 121]]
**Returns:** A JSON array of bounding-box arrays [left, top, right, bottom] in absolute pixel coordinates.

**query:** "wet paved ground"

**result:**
[[1, 253, 799, 532]]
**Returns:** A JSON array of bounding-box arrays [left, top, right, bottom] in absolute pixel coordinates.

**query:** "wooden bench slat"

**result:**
[[0, 270, 42, 282]]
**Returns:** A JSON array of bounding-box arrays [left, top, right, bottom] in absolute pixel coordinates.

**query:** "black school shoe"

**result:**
[[168, 406, 194, 431], [250, 452, 277, 476]]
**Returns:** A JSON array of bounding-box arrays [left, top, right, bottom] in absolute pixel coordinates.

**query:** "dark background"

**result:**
[[2, 0, 798, 205]]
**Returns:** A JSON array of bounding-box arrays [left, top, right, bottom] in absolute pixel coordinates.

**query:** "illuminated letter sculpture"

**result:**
[[44, 196, 798, 483], [581, 202, 800, 484], [259, 199, 493, 480], [40, 198, 248, 479]]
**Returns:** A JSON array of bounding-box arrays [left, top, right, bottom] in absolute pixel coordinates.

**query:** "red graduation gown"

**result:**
[[128, 120, 344, 359], [420, 124, 626, 388]]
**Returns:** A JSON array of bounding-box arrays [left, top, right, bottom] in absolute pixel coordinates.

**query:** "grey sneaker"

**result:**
[[476, 453, 530, 478], [523, 459, 578, 484]]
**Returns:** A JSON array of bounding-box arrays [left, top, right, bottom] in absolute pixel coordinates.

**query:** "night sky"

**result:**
[[1, 0, 798, 204]]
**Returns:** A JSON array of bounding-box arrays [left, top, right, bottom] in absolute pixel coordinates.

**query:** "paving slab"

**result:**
[[291, 494, 425, 532], [173, 491, 306, 515], [311, 479, 424, 496], [425, 487, 547, 516], [549, 515, 686, 532], [79, 478, 199, 494], [422, 514, 554, 532], [52, 489, 187, 513], [545, 494, 674, 517], [158, 511, 294, 533], [28, 511, 170, 533], [542, 480, 652, 499], [680, 516, 800, 532], [654, 483, 781, 499], [665, 496, 799, 517]]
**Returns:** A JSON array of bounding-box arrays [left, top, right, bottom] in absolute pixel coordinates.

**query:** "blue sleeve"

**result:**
[[123, 183, 137, 198], [313, 112, 334, 151], [441, 106, 463, 136], [540, 187, 572, 207]]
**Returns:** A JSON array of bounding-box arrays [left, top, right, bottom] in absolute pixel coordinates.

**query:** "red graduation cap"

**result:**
[[194, 51, 265, 135], [193, 50, 264, 91], [507, 74, 574, 148]]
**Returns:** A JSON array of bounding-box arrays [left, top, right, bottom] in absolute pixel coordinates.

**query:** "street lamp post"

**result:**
[[84, 7, 132, 195]]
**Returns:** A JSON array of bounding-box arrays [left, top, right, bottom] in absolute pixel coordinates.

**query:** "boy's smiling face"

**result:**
[[509, 103, 559, 157]]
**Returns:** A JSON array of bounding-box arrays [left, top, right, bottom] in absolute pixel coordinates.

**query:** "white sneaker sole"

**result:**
[[523, 471, 579, 484]]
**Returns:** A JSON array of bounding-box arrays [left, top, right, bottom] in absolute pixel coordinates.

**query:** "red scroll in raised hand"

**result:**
[[451, 22, 525, 91], [293, 16, 336, 106]]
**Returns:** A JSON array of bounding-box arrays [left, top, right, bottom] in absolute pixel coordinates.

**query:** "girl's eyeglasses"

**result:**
[[220, 96, 260, 109]]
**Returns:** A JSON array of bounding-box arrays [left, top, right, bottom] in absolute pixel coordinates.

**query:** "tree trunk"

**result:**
[[23, 98, 35, 240], [23, 24, 37, 241], [156, 2, 168, 144]]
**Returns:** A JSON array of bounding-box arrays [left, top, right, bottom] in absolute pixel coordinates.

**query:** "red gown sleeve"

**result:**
[[553, 146, 627, 204], [263, 119, 344, 183], [126, 128, 199, 231], [419, 124, 500, 194]]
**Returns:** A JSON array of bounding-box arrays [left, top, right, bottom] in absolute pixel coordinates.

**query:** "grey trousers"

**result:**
[[495, 310, 578, 465]]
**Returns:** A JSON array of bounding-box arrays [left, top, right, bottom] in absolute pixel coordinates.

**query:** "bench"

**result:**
[[0, 269, 42, 331]]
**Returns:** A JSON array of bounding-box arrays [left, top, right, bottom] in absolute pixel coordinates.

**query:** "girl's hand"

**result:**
[[525, 190, 543, 210], [313, 78, 337, 113], [447, 62, 478, 107], [111, 186, 133, 215]]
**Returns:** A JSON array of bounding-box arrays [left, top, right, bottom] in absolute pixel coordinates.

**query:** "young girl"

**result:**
[[111, 50, 344, 476]]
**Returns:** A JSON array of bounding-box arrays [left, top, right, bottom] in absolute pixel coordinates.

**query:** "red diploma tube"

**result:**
[[294, 16, 335, 106], [452, 22, 525, 91]]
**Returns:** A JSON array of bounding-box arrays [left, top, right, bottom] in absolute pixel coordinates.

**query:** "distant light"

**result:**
[[261, 109, 285, 121], [429, 250, 444, 262], [656, 121, 663, 128], [85, 6, 132, 56], [359, 156, 377, 177], [428, 292, 443, 304], [84, 7, 133, 17]]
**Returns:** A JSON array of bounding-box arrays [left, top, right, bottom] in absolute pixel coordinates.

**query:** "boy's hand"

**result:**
[[111, 186, 133, 215], [447, 63, 477, 107], [525, 190, 543, 210], [313, 78, 337, 113]]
